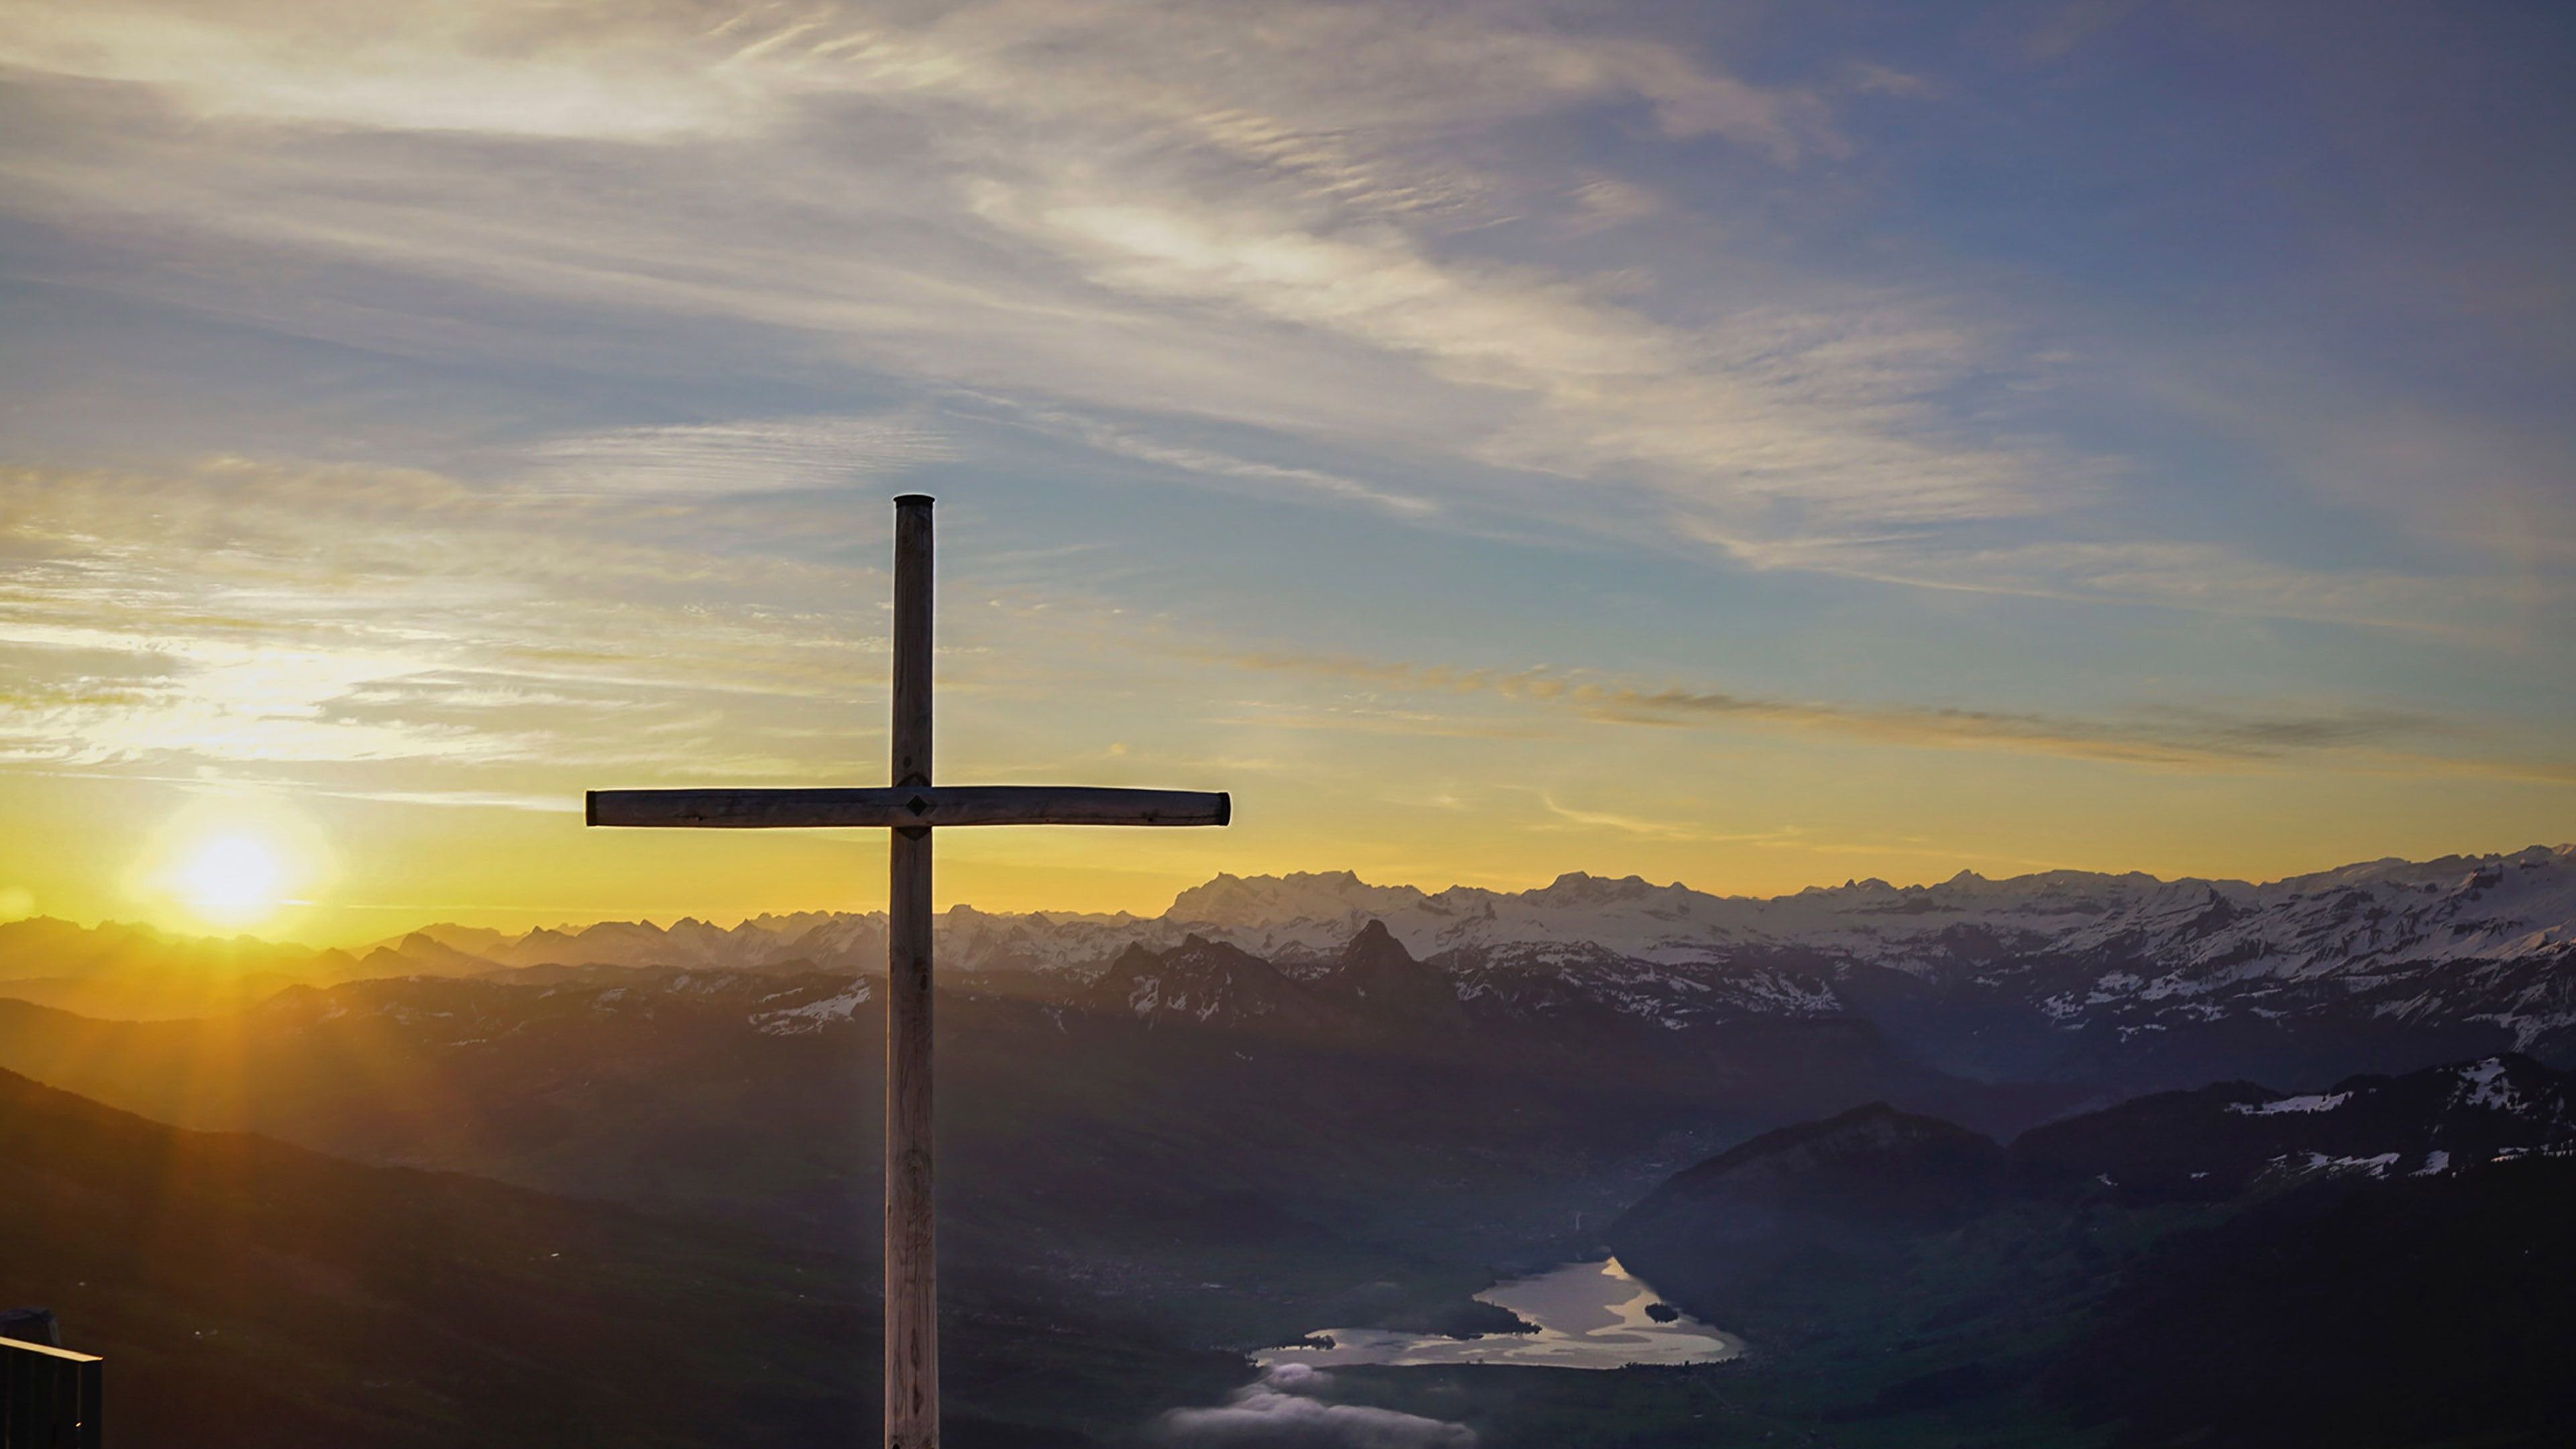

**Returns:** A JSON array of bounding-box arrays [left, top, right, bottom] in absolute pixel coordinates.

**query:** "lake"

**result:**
[[1251, 1257, 1741, 1370]]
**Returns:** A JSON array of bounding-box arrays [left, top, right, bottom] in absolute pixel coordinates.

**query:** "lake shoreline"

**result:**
[[1252, 1257, 1742, 1371]]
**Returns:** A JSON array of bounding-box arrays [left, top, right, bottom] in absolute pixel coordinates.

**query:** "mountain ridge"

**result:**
[[6, 844, 2571, 1091]]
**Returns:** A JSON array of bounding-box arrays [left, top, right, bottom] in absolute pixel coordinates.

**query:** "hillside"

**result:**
[[0, 935, 1994, 1350], [1599, 1055, 2576, 1446], [2045, 1157, 2576, 1447], [0, 1067, 1234, 1448]]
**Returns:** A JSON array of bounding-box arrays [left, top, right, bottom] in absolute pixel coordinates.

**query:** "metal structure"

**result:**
[[0, 1336, 102, 1449]]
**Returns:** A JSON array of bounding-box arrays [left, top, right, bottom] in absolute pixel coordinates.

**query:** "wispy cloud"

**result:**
[[1536, 796, 1777, 843], [0, 461, 890, 777], [7, 0, 2549, 651], [1000, 404, 1438, 517], [304, 787, 578, 814], [1210, 645, 2490, 771], [1, 0, 2559, 635], [524, 415, 949, 496], [0, 0, 2101, 550]]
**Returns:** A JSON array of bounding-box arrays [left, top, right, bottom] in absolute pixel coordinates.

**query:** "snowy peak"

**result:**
[[1167, 870, 1431, 931], [338, 843, 2576, 991]]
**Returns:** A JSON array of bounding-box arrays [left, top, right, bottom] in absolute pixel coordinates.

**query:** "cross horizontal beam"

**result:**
[[586, 785, 1230, 830]]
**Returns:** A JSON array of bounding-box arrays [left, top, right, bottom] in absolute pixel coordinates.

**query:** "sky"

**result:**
[[1, 0, 2571, 944]]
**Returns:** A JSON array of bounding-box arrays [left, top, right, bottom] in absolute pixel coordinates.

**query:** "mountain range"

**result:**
[[12, 845, 2566, 1095], [5, 845, 2574, 1446]]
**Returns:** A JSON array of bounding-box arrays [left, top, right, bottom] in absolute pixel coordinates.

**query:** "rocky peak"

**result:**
[[1318, 919, 1463, 1022], [1083, 935, 1324, 1032], [1165, 871, 1432, 929]]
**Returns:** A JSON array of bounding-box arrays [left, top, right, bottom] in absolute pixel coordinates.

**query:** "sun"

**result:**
[[181, 835, 282, 922], [135, 801, 331, 934]]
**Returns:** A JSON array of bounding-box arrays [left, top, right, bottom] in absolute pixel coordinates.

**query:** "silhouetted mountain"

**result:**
[[1600, 1056, 2576, 1446], [1612, 1053, 2576, 1311], [1607, 1104, 2008, 1296], [1083, 936, 1335, 1032], [0, 917, 354, 1018], [1315, 920, 1468, 1030]]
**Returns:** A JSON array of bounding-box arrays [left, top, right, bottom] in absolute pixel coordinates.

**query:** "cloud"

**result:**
[[523, 415, 950, 496], [1211, 646, 2470, 771], [1566, 176, 1662, 232], [1002, 405, 1438, 517], [1843, 60, 1943, 99], [0, 1, 782, 140], [1, 0, 2558, 652], [303, 788, 578, 814], [0, 0, 2112, 550], [1154, 1366, 1474, 1449], [0, 461, 891, 778], [1680, 525, 2514, 634], [1589, 685, 2434, 767], [1537, 797, 1775, 842], [4, 451, 2549, 805], [0, 0, 2561, 870], [974, 178, 2063, 527]]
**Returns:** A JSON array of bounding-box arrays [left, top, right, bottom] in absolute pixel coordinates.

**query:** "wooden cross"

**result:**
[[586, 494, 1229, 1448]]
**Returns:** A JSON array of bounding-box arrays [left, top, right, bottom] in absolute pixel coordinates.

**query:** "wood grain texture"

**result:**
[[885, 822, 936, 1449], [886, 494, 937, 1448], [586, 786, 1231, 829], [885, 494, 937, 1444], [892, 494, 934, 791]]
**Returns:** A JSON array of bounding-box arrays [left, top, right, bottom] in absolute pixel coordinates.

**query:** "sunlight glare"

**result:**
[[183, 835, 282, 921]]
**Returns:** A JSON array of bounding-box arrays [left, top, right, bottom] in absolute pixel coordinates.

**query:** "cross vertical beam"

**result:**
[[886, 494, 936, 1448]]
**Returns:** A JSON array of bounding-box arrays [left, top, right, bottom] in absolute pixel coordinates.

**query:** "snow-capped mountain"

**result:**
[[10, 845, 2565, 1094], [329, 845, 2576, 1090], [381, 845, 2575, 986]]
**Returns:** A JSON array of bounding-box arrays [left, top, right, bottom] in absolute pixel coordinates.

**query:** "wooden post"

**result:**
[[885, 494, 937, 1448], [583, 490, 1228, 1446]]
